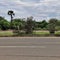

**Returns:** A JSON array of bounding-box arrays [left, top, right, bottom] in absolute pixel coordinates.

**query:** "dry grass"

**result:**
[[0, 30, 14, 37]]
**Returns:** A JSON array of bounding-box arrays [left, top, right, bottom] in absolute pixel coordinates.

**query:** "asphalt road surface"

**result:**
[[0, 37, 60, 60]]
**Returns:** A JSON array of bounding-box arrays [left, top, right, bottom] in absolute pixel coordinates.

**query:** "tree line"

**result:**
[[0, 10, 60, 34]]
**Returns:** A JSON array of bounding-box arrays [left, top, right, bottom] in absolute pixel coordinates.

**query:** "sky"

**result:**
[[0, 0, 60, 21]]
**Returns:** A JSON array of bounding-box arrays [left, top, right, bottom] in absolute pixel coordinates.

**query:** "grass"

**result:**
[[0, 31, 14, 37], [0, 30, 60, 37], [55, 31, 60, 36], [33, 31, 50, 36]]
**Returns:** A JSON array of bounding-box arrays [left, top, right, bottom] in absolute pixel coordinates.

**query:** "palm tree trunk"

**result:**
[[10, 15, 13, 29]]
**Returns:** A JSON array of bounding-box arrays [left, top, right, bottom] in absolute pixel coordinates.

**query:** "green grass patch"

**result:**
[[0, 30, 60, 37], [0, 31, 14, 37], [55, 31, 60, 36], [15, 31, 50, 37], [33, 31, 50, 36]]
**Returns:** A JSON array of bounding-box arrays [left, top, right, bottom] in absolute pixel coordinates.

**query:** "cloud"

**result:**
[[0, 0, 60, 21]]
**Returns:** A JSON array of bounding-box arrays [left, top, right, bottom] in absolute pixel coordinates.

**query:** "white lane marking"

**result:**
[[0, 46, 46, 48]]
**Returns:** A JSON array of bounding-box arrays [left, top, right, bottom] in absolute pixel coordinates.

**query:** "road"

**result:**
[[0, 37, 60, 60]]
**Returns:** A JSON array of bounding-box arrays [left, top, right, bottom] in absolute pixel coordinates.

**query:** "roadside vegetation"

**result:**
[[0, 10, 60, 37], [0, 31, 14, 37]]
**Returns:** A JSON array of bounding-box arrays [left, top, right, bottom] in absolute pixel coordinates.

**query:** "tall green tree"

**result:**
[[8, 10, 15, 29], [25, 16, 34, 34], [48, 18, 58, 34]]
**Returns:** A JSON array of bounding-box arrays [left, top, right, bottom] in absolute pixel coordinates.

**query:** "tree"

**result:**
[[12, 18, 25, 30], [8, 10, 15, 29], [49, 18, 58, 24], [0, 16, 10, 30], [40, 20, 48, 28], [56, 20, 60, 26], [25, 16, 34, 34], [0, 16, 5, 20], [48, 18, 58, 34], [35, 20, 48, 30]]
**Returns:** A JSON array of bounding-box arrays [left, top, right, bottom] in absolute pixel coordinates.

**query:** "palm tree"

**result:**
[[8, 10, 15, 29]]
